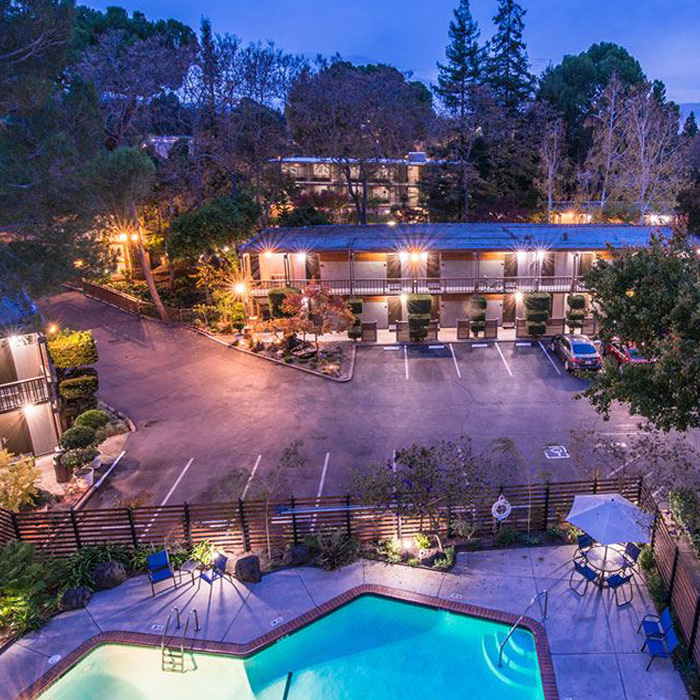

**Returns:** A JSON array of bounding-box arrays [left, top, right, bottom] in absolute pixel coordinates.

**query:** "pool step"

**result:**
[[481, 630, 539, 691]]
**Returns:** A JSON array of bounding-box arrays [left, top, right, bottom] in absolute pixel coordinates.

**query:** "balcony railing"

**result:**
[[0, 377, 51, 414], [248, 276, 585, 297]]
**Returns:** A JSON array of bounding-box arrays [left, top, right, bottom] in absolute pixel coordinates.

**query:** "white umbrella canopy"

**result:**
[[566, 493, 653, 545]]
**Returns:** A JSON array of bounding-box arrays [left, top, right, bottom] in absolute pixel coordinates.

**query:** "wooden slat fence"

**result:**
[[0, 477, 642, 558]]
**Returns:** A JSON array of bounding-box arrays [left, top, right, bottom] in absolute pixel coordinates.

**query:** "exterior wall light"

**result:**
[[234, 283, 246, 295], [516, 251, 527, 264], [420, 251, 428, 262], [536, 250, 545, 262], [130, 233, 139, 242], [22, 403, 37, 417], [399, 251, 409, 263], [514, 291, 524, 304], [118, 233, 128, 242], [263, 250, 273, 258], [297, 252, 307, 261], [400, 294, 407, 303], [410, 252, 420, 263]]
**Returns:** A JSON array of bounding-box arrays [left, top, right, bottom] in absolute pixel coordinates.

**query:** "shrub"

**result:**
[[469, 296, 487, 335], [61, 447, 98, 470], [58, 374, 98, 401], [310, 529, 359, 570], [525, 293, 551, 337], [47, 330, 98, 369], [61, 425, 97, 450], [566, 310, 585, 330], [526, 322, 547, 337], [64, 544, 131, 589], [524, 292, 551, 312], [567, 294, 586, 310], [0, 449, 40, 511], [74, 409, 109, 430], [495, 526, 520, 548], [347, 298, 363, 340], [414, 532, 432, 550], [432, 546, 456, 570], [406, 294, 431, 316], [268, 287, 298, 318], [376, 537, 403, 564]]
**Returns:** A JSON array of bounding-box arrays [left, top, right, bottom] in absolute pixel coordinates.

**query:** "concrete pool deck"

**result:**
[[0, 545, 688, 700]]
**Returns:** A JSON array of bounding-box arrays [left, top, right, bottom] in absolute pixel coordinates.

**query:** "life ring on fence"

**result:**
[[491, 494, 512, 522]]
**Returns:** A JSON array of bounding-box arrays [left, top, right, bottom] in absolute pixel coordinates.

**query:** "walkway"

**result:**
[[0, 546, 687, 700]]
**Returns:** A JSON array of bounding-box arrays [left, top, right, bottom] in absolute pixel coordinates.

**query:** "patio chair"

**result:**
[[642, 626, 679, 671], [147, 550, 194, 596], [638, 608, 674, 639], [569, 558, 599, 596], [576, 533, 594, 555], [605, 572, 634, 606], [199, 553, 231, 586], [622, 542, 641, 568]]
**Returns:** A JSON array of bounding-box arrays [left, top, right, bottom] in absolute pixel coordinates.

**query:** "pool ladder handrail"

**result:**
[[498, 590, 548, 668], [161, 607, 199, 672]]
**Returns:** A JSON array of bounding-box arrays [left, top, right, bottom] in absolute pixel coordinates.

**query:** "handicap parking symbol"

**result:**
[[544, 445, 570, 460]]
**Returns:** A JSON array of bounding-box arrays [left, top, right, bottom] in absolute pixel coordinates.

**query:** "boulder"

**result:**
[[283, 543, 313, 567], [91, 561, 127, 590], [60, 587, 92, 611], [418, 548, 442, 567], [234, 554, 262, 583]]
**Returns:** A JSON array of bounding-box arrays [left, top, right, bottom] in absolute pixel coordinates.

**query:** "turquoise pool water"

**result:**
[[38, 596, 545, 700]]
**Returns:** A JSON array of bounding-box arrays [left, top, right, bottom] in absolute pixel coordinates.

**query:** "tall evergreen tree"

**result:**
[[487, 0, 533, 114], [435, 0, 483, 118]]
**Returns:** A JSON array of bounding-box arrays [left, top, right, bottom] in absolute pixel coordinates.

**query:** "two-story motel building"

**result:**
[[239, 223, 667, 331]]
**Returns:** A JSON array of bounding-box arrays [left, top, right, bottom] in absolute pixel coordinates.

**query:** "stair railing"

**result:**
[[498, 590, 548, 668]]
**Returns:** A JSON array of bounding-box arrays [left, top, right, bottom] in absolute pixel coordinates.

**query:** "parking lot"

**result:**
[[44, 293, 655, 509]]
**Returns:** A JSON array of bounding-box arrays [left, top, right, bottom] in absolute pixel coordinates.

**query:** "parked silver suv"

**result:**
[[550, 334, 602, 372]]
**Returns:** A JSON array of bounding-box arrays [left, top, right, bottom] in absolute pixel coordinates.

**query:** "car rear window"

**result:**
[[573, 343, 597, 354]]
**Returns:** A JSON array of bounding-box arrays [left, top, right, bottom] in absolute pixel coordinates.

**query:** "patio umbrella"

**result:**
[[566, 493, 653, 544]]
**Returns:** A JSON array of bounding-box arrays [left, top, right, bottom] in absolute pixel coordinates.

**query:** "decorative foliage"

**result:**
[[47, 330, 98, 369], [0, 450, 40, 511]]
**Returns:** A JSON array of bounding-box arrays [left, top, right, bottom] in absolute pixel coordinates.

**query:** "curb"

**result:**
[[186, 326, 356, 383]]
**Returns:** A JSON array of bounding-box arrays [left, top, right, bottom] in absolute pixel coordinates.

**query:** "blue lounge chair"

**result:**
[[147, 550, 194, 596], [569, 558, 599, 596], [200, 554, 230, 586], [642, 626, 679, 671], [638, 608, 674, 639], [576, 533, 594, 554], [622, 542, 641, 568], [606, 572, 634, 606]]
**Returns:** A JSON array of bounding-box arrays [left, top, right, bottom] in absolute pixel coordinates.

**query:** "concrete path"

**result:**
[[0, 546, 687, 700]]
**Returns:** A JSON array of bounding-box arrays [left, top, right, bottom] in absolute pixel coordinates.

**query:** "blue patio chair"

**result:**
[[622, 542, 641, 568], [638, 608, 674, 639], [642, 626, 679, 671], [200, 553, 230, 586], [576, 533, 594, 554], [606, 572, 634, 606], [147, 550, 195, 596], [569, 558, 599, 596]]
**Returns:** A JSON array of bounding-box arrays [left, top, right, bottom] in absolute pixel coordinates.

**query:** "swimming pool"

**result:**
[[35, 595, 547, 700]]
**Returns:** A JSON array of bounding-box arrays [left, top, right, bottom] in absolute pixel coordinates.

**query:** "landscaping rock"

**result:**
[[418, 548, 442, 567], [234, 554, 262, 583], [60, 587, 92, 611], [283, 543, 313, 567], [91, 561, 127, 590]]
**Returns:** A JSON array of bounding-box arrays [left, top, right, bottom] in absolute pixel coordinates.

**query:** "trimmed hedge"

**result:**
[[525, 292, 551, 337], [524, 292, 551, 312], [567, 294, 586, 311], [469, 296, 487, 334], [61, 425, 97, 450], [406, 295, 431, 316], [267, 287, 299, 319], [525, 310, 550, 324], [75, 409, 109, 430], [59, 374, 98, 401], [406, 295, 432, 341], [47, 330, 98, 369], [347, 298, 363, 340], [566, 294, 587, 332], [526, 322, 547, 337]]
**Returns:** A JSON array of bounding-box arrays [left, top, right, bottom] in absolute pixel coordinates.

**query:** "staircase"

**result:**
[[481, 628, 539, 691]]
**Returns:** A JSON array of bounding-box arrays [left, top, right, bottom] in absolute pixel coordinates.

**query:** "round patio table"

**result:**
[[584, 545, 626, 588]]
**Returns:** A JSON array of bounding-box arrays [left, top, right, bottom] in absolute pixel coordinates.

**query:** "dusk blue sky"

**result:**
[[85, 0, 700, 105]]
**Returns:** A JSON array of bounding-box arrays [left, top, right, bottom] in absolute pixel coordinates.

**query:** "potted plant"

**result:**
[[61, 447, 99, 489]]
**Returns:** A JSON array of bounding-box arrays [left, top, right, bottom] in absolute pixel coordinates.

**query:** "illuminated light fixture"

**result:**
[[47, 324, 58, 335], [73, 259, 84, 269], [402, 538, 413, 551], [516, 250, 527, 264], [297, 252, 307, 261], [399, 293, 407, 303], [536, 249, 545, 262], [233, 282, 246, 295], [625, 289, 635, 297], [222, 245, 230, 253], [696, 248, 700, 256], [130, 233, 139, 242], [387, 220, 397, 227], [8, 335, 19, 348], [399, 251, 409, 263], [514, 291, 524, 304], [118, 233, 128, 242], [263, 250, 273, 258], [410, 252, 420, 263], [420, 251, 428, 262], [22, 403, 37, 417]]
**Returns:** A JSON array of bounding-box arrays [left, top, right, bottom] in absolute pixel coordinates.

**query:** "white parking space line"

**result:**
[[449, 344, 462, 379], [312, 452, 331, 530], [538, 341, 562, 375], [241, 454, 262, 500], [160, 457, 194, 507], [383, 346, 400, 351], [403, 345, 409, 380], [428, 344, 445, 350], [494, 342, 513, 377], [472, 343, 488, 348]]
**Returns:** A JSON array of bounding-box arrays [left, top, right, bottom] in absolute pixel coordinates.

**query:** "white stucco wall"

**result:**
[[259, 253, 286, 280], [10, 335, 42, 380], [320, 260, 351, 279]]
